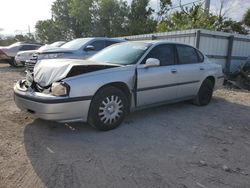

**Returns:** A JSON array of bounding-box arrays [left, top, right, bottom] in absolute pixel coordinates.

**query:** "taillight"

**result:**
[[0, 49, 5, 55]]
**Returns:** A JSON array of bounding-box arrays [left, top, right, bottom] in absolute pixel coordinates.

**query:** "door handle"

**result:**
[[200, 67, 205, 70], [171, 69, 177, 73]]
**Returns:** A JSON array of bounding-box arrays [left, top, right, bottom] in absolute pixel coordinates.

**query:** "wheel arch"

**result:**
[[205, 76, 215, 88], [92, 81, 132, 109]]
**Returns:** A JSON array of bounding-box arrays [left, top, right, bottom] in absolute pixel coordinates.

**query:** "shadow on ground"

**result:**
[[23, 97, 250, 188], [0, 63, 25, 73]]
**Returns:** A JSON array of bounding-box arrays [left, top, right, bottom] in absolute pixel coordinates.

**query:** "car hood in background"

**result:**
[[17, 50, 37, 55], [37, 48, 74, 54], [34, 59, 120, 87]]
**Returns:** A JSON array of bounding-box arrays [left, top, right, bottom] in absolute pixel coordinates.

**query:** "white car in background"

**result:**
[[0, 42, 42, 66], [15, 41, 66, 66]]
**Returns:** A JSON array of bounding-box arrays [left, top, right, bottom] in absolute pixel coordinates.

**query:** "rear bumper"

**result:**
[[14, 80, 91, 122], [0, 54, 11, 60]]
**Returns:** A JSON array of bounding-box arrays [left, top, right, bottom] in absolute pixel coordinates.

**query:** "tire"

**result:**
[[88, 86, 129, 131], [193, 79, 214, 106], [8, 58, 18, 67], [21, 61, 26, 66]]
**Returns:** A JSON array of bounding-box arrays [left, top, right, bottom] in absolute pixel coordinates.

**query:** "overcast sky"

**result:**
[[0, 0, 248, 35]]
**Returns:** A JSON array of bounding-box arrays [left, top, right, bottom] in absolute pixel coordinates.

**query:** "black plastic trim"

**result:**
[[217, 76, 224, 79], [137, 80, 200, 92]]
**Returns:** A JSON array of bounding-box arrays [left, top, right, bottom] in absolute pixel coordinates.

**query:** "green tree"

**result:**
[[157, 3, 248, 35], [14, 34, 35, 42], [157, 0, 172, 21], [51, 0, 77, 39], [95, 0, 129, 37], [218, 19, 248, 34], [127, 0, 157, 35], [157, 4, 218, 32], [68, 0, 95, 37], [243, 8, 250, 27], [35, 20, 64, 43]]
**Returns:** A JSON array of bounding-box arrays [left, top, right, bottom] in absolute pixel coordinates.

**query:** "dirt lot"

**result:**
[[0, 62, 250, 188]]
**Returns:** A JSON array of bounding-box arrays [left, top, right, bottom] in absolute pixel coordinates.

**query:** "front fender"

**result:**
[[63, 66, 136, 98]]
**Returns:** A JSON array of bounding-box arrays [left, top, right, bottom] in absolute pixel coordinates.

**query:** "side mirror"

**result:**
[[144, 58, 160, 68], [84, 45, 95, 51]]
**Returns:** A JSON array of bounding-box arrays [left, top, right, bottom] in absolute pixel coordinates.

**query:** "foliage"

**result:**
[[35, 20, 63, 43], [67, 0, 95, 37], [34, 0, 249, 42], [94, 0, 129, 37], [127, 0, 157, 35], [0, 34, 36, 46], [157, 3, 248, 35], [157, 4, 218, 32], [243, 8, 250, 27], [157, 0, 172, 20]]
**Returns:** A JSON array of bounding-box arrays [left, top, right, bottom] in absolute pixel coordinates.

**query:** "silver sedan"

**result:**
[[14, 41, 223, 131]]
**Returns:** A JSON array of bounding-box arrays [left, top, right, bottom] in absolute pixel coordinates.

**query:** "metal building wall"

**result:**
[[119, 29, 250, 73]]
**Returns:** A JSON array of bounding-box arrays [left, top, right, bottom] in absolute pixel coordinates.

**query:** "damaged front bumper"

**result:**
[[14, 80, 91, 122]]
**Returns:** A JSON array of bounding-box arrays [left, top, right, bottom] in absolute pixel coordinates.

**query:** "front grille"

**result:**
[[25, 53, 38, 72]]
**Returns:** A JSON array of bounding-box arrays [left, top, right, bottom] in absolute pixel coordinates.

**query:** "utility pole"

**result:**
[[28, 25, 31, 35], [204, 0, 211, 13]]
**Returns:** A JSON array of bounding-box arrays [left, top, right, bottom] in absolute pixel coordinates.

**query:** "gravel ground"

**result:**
[[0, 62, 250, 188]]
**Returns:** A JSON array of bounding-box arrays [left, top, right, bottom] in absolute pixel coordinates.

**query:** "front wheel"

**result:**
[[193, 79, 214, 106], [88, 86, 129, 131]]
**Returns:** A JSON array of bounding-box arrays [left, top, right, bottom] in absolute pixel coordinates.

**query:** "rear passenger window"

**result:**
[[19, 45, 39, 51], [176, 45, 199, 64], [145, 44, 175, 66], [90, 40, 105, 51]]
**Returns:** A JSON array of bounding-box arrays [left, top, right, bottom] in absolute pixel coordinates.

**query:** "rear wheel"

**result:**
[[88, 86, 129, 131], [8, 58, 18, 67], [193, 79, 214, 106]]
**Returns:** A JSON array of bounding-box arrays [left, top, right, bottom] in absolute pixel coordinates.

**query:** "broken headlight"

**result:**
[[51, 82, 70, 96]]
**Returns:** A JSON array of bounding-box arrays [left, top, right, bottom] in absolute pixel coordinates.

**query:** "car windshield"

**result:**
[[8, 42, 22, 48], [50, 41, 65, 47], [89, 42, 151, 65], [61, 38, 92, 50]]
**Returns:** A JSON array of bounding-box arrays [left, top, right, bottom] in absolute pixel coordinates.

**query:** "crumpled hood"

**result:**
[[33, 59, 119, 87]]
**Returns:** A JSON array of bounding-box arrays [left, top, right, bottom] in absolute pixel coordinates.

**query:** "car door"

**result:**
[[175, 44, 206, 98], [136, 44, 179, 107]]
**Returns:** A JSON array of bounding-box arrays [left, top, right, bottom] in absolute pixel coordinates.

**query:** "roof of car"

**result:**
[[123, 40, 196, 48], [74, 37, 126, 41]]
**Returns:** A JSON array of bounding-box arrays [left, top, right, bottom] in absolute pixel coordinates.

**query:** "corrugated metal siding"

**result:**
[[120, 29, 197, 46], [199, 36, 228, 56], [232, 40, 250, 57], [118, 29, 250, 72]]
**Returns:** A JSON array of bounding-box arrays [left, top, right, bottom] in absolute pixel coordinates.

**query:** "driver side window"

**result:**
[[143, 44, 175, 66], [89, 40, 105, 51]]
